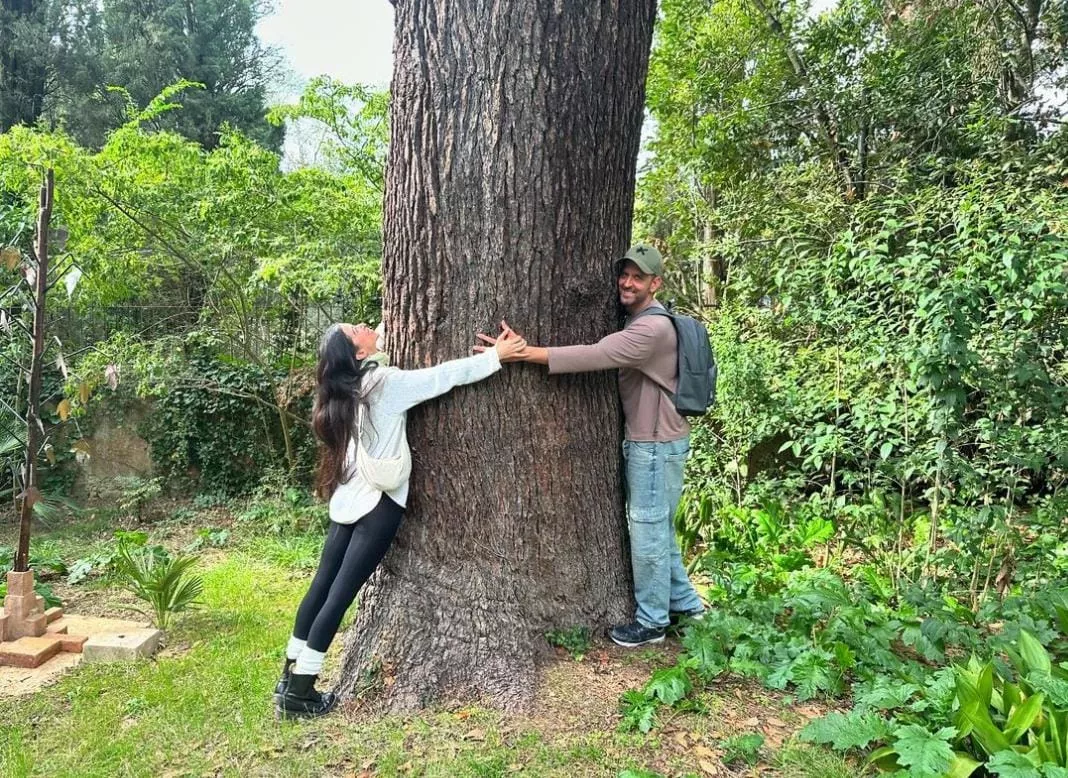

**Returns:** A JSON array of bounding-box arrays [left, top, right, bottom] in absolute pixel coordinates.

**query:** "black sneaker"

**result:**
[[669, 608, 705, 624], [610, 621, 667, 648]]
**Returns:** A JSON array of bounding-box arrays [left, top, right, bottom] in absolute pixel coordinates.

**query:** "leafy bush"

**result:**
[[546, 626, 592, 660]]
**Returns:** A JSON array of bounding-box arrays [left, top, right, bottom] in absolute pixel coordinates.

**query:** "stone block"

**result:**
[[82, 628, 162, 663], [0, 635, 62, 668], [6, 612, 47, 639], [6, 571, 34, 597], [34, 595, 44, 611], [0, 613, 7, 641], [45, 606, 63, 623], [45, 621, 69, 635]]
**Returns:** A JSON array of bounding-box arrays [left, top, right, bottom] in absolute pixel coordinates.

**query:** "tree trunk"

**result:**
[[336, 0, 658, 710]]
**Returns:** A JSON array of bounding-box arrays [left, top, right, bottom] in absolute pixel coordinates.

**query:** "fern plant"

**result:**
[[113, 539, 203, 631]]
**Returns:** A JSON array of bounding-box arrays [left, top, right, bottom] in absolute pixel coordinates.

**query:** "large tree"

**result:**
[[0, 0, 48, 131], [335, 0, 659, 708]]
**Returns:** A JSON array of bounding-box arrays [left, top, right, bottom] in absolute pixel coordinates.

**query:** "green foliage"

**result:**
[[0, 541, 67, 578], [801, 710, 893, 752], [244, 534, 322, 571], [0, 579, 63, 609], [112, 535, 203, 630], [188, 528, 229, 551], [720, 733, 765, 766], [885, 724, 958, 778], [545, 626, 592, 660]]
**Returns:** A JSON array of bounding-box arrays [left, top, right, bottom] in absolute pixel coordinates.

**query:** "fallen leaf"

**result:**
[[57, 399, 70, 421], [2, 246, 18, 270], [699, 760, 719, 775], [694, 745, 716, 759], [767, 717, 786, 727], [462, 729, 486, 741]]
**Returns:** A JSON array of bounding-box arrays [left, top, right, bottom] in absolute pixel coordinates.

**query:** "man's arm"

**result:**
[[475, 320, 661, 373]]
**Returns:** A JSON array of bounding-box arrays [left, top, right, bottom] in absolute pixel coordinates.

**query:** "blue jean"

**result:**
[[623, 437, 703, 628]]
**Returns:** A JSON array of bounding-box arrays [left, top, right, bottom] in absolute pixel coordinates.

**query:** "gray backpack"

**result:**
[[632, 305, 717, 416]]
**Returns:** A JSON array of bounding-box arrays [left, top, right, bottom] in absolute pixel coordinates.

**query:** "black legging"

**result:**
[[293, 494, 405, 652]]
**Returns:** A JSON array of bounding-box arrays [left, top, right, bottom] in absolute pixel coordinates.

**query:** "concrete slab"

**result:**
[[0, 636, 62, 668], [82, 628, 162, 663], [0, 614, 155, 695]]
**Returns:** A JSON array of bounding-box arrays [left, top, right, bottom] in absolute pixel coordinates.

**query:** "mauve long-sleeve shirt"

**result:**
[[546, 303, 690, 442]]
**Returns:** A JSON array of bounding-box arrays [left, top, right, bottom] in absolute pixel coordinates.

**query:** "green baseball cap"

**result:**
[[615, 243, 664, 276]]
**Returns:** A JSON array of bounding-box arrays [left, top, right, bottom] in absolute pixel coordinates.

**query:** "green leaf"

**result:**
[[946, 752, 984, 778], [891, 724, 956, 778], [1005, 694, 1045, 743], [1018, 632, 1053, 676], [645, 665, 692, 707], [681, 627, 727, 678], [986, 750, 1042, 778], [799, 710, 893, 751]]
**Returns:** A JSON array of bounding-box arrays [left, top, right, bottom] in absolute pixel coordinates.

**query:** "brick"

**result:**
[[7, 612, 47, 639], [44, 606, 63, 623], [3, 595, 33, 620], [0, 636, 62, 668], [57, 634, 89, 653], [6, 571, 34, 597], [34, 595, 44, 611], [0, 613, 7, 641], [45, 621, 69, 635]]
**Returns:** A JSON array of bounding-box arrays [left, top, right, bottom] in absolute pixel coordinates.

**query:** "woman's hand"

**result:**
[[475, 320, 527, 362]]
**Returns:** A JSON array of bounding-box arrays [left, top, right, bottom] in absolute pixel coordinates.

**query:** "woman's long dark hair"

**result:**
[[313, 324, 377, 500]]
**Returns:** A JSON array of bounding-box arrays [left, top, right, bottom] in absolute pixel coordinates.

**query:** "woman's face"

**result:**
[[342, 323, 381, 359]]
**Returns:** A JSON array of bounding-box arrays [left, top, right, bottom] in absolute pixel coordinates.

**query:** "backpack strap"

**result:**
[[627, 305, 678, 433]]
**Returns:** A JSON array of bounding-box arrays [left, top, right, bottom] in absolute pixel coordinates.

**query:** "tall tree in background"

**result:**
[[0, 0, 49, 131], [1, 0, 282, 148], [336, 0, 658, 708], [100, 0, 282, 150]]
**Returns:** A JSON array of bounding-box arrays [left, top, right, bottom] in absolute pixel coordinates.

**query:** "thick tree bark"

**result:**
[[336, 0, 658, 710]]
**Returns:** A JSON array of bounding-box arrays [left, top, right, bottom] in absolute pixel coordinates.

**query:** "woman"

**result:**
[[274, 321, 526, 718]]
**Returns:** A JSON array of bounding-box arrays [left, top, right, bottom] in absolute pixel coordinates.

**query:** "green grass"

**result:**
[[0, 515, 863, 777], [0, 555, 642, 777]]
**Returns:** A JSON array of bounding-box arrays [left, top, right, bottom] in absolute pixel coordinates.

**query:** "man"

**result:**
[[478, 243, 704, 647]]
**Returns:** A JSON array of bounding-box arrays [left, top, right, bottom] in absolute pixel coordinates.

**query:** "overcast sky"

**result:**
[[257, 1, 395, 94]]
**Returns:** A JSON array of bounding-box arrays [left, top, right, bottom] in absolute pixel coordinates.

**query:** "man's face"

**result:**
[[617, 260, 661, 311]]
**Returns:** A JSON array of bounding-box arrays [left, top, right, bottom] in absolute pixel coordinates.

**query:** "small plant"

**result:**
[[187, 527, 229, 551], [720, 733, 765, 766], [546, 626, 592, 660], [115, 476, 163, 522], [112, 537, 203, 630], [192, 492, 229, 510], [0, 542, 68, 578]]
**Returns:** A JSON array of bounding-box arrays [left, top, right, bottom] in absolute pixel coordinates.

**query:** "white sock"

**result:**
[[286, 636, 306, 661], [294, 647, 326, 676]]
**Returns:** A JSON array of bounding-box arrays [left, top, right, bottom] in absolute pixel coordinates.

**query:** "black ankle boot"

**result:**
[[276, 672, 337, 719], [272, 659, 294, 705]]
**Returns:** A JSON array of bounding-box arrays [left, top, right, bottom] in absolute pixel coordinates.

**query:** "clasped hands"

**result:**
[[475, 320, 529, 363]]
